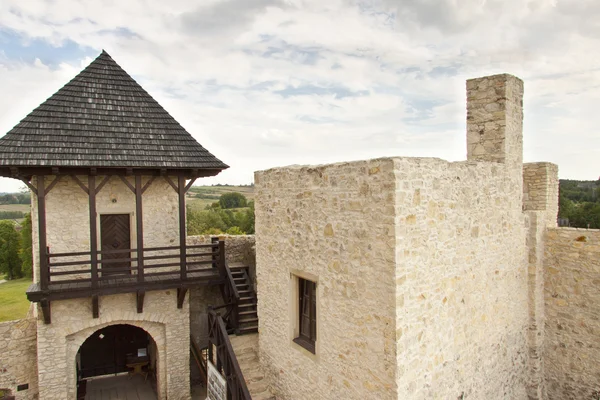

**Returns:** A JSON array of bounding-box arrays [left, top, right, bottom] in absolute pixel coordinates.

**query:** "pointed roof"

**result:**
[[0, 50, 228, 175]]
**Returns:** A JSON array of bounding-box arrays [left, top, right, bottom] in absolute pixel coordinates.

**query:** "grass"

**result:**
[[0, 204, 30, 212], [0, 277, 32, 322]]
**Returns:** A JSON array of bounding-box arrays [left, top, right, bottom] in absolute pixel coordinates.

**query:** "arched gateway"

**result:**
[[0, 51, 230, 399]]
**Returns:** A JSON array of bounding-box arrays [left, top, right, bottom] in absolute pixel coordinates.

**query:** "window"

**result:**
[[294, 277, 316, 353]]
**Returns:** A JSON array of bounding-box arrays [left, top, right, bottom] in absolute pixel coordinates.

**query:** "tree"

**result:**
[[20, 213, 33, 278], [219, 192, 247, 209], [0, 220, 22, 280]]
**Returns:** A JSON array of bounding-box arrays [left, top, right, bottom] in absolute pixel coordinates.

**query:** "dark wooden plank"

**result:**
[[136, 290, 145, 313], [45, 175, 62, 194], [135, 175, 145, 285], [177, 288, 188, 309], [178, 176, 187, 281], [37, 176, 49, 290], [20, 178, 37, 194], [141, 176, 157, 194], [89, 175, 98, 289], [184, 177, 197, 193], [118, 175, 135, 193], [163, 176, 178, 192], [40, 299, 51, 324], [70, 175, 89, 194], [92, 295, 99, 318], [95, 175, 112, 195]]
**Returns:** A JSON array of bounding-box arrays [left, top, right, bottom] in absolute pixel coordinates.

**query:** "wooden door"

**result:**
[[100, 214, 131, 276]]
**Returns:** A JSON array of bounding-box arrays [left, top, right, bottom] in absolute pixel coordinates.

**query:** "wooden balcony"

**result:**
[[27, 239, 227, 323]]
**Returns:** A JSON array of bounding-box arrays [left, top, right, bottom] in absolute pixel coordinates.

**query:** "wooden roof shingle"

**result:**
[[0, 50, 228, 173]]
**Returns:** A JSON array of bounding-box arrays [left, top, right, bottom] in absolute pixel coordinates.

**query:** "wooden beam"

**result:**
[[136, 290, 145, 313], [45, 175, 62, 194], [92, 295, 99, 318], [177, 288, 188, 309], [164, 176, 178, 193], [37, 176, 48, 291], [118, 176, 135, 193], [70, 175, 89, 194], [135, 175, 144, 284], [184, 178, 197, 193], [178, 176, 187, 281], [20, 178, 37, 195], [141, 176, 157, 194], [0, 166, 224, 180], [95, 175, 112, 195], [40, 299, 51, 324], [89, 175, 98, 289]]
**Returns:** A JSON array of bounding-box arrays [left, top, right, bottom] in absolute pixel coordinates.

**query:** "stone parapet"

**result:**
[[544, 227, 600, 400]]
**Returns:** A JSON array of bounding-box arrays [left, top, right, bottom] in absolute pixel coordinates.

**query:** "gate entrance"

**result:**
[[77, 324, 154, 379]]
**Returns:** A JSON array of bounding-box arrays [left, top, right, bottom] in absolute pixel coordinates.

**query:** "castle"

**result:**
[[0, 52, 598, 400]]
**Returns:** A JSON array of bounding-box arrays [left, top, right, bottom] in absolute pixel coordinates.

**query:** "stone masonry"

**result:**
[[0, 312, 38, 400], [544, 228, 600, 400], [254, 74, 538, 399], [36, 290, 190, 400]]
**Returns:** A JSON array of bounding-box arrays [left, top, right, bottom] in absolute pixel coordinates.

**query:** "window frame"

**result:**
[[293, 277, 317, 354]]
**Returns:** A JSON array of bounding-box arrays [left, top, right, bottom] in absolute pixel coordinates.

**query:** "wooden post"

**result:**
[[135, 175, 144, 283], [89, 175, 98, 289], [218, 240, 226, 278], [178, 176, 187, 281], [37, 176, 48, 291], [211, 236, 219, 268]]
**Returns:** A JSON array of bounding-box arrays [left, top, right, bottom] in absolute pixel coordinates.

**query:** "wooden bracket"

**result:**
[[163, 176, 178, 193], [141, 176, 157, 194], [177, 288, 188, 309], [40, 299, 51, 324], [69, 175, 89, 194], [184, 178, 197, 193], [136, 290, 145, 313], [92, 295, 99, 318], [45, 175, 62, 194], [118, 176, 135, 193], [20, 178, 37, 195], [95, 175, 112, 195]]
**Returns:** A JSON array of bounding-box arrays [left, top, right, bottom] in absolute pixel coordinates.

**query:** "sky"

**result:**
[[0, 0, 599, 192]]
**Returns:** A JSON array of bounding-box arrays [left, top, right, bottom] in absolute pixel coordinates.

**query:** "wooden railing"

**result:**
[[42, 241, 226, 290], [207, 309, 251, 400]]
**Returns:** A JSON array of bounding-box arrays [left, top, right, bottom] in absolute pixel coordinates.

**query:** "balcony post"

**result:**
[[37, 175, 49, 291], [178, 176, 187, 280], [88, 174, 98, 289], [135, 175, 144, 283]]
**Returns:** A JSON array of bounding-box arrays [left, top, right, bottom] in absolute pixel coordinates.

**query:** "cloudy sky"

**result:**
[[0, 0, 598, 191]]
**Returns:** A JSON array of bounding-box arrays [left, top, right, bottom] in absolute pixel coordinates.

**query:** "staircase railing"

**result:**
[[207, 309, 251, 400], [190, 335, 208, 386], [213, 237, 240, 333]]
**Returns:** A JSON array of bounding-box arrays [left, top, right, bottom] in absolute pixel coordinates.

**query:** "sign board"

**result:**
[[207, 360, 227, 400]]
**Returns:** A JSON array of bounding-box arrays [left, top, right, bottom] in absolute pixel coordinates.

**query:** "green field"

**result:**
[[187, 185, 254, 211], [0, 204, 30, 212], [0, 278, 32, 322]]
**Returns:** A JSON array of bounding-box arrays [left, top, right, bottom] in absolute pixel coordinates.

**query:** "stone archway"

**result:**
[[66, 320, 167, 400]]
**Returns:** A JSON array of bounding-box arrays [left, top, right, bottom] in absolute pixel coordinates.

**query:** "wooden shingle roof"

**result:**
[[0, 50, 228, 175]]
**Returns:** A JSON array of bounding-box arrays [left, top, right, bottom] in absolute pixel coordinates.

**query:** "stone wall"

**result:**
[[255, 159, 398, 400], [35, 290, 190, 400], [187, 235, 256, 348], [393, 157, 529, 399], [544, 228, 600, 400], [523, 162, 559, 227], [0, 314, 38, 400]]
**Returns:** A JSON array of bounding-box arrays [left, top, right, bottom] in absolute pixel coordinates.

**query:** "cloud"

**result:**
[[0, 0, 599, 193]]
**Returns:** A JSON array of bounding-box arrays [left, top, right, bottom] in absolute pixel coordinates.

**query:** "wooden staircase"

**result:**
[[229, 264, 258, 335]]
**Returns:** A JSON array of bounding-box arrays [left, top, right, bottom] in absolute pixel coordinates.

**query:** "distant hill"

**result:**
[[187, 185, 254, 211]]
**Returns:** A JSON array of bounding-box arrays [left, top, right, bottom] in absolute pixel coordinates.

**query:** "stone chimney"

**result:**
[[466, 74, 524, 169]]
